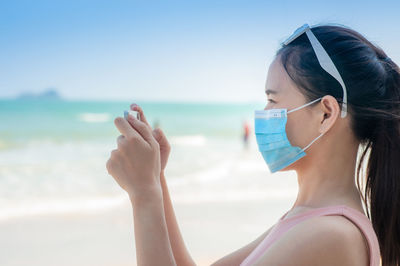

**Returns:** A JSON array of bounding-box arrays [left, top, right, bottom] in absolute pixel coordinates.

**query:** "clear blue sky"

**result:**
[[1, 0, 399, 102]]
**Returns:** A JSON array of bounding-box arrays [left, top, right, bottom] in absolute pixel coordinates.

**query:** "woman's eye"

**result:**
[[267, 99, 276, 103]]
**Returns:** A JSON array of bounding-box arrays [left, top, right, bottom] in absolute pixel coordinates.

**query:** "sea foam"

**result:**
[[78, 113, 111, 123]]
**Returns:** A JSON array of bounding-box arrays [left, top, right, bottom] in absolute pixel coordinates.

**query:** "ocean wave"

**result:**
[[170, 187, 298, 204], [0, 135, 280, 220], [78, 112, 111, 123], [0, 195, 128, 221], [169, 135, 207, 146]]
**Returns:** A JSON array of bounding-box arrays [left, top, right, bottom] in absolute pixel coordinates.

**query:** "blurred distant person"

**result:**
[[242, 119, 250, 149]]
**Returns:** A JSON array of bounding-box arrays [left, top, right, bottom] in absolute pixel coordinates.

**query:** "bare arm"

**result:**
[[130, 190, 177, 266], [161, 169, 275, 266], [123, 106, 195, 265], [210, 225, 274, 266], [160, 171, 197, 266], [131, 177, 274, 266]]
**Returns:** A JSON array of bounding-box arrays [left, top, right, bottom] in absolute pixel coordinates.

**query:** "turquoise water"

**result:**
[[0, 99, 264, 148], [0, 99, 266, 220]]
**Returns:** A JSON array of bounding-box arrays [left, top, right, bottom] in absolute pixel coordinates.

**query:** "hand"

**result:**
[[130, 104, 171, 173], [106, 114, 162, 200]]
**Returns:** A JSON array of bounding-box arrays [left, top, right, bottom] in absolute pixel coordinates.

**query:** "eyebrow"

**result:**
[[265, 89, 278, 95]]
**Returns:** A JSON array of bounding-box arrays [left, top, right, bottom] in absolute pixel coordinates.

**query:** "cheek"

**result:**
[[285, 113, 310, 147]]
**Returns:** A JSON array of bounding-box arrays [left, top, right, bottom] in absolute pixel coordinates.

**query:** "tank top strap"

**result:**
[[240, 205, 381, 266], [275, 204, 381, 266]]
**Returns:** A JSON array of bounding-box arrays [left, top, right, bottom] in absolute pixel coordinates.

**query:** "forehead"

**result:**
[[265, 57, 298, 95]]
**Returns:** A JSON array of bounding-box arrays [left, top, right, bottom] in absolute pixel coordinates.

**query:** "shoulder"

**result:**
[[253, 215, 369, 266]]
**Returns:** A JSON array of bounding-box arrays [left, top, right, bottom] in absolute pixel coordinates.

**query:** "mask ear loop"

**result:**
[[301, 132, 324, 152], [286, 96, 324, 152], [287, 97, 323, 114]]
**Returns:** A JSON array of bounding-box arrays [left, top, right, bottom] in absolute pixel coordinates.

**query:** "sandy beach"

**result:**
[[0, 193, 297, 266], [0, 144, 299, 266]]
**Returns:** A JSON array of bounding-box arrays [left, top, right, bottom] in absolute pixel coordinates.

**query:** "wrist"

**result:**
[[129, 185, 163, 206]]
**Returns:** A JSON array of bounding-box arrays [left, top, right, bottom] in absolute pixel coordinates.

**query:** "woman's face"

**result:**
[[264, 57, 322, 171]]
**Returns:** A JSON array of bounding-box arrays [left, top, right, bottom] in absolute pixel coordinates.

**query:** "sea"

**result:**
[[0, 99, 295, 221]]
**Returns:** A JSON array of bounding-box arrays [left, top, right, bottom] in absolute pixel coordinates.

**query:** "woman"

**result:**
[[106, 23, 400, 266]]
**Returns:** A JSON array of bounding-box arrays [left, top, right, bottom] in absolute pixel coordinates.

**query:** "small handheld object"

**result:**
[[124, 110, 140, 120]]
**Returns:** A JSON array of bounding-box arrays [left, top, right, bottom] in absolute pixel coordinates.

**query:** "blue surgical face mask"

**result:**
[[254, 97, 324, 173]]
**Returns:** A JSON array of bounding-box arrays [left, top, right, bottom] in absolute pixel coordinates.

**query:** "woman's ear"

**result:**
[[319, 95, 340, 134]]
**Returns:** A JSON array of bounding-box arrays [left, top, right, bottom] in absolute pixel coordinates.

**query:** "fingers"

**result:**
[[117, 134, 126, 149], [153, 127, 171, 151], [114, 117, 140, 140], [130, 104, 150, 126], [106, 149, 119, 175], [126, 114, 154, 144], [152, 128, 161, 142], [153, 127, 165, 142]]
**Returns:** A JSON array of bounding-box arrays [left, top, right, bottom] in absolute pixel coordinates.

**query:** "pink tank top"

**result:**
[[240, 204, 381, 266]]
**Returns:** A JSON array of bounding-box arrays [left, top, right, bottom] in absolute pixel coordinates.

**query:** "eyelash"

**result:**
[[267, 99, 276, 103]]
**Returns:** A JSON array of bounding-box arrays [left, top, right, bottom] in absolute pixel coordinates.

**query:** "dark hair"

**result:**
[[275, 23, 400, 265]]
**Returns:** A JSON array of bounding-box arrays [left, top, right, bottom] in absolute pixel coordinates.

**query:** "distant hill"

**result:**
[[17, 89, 62, 100]]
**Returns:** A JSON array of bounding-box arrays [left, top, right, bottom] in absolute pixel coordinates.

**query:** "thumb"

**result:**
[[152, 128, 163, 142], [153, 128, 169, 147]]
